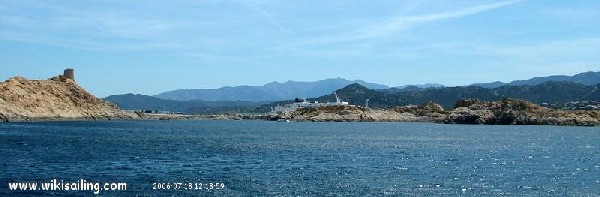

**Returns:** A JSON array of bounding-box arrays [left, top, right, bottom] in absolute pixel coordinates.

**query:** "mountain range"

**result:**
[[153, 72, 600, 102], [104, 93, 260, 114], [104, 71, 600, 113], [154, 78, 389, 102], [314, 81, 600, 109], [469, 71, 600, 88]]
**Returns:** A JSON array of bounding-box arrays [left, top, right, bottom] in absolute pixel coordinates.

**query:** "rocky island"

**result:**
[[0, 69, 138, 122], [274, 101, 446, 122], [445, 98, 600, 126], [272, 99, 600, 126]]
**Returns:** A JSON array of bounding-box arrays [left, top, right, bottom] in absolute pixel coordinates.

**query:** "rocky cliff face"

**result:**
[[280, 104, 446, 122], [445, 99, 600, 126], [0, 76, 138, 122]]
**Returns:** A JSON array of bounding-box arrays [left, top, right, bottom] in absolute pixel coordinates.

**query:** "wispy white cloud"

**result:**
[[406, 36, 600, 76], [354, 0, 522, 40], [286, 0, 522, 48], [239, 0, 288, 33], [440, 37, 600, 59], [0, 1, 217, 51]]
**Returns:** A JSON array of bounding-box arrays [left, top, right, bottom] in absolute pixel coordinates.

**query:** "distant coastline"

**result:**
[[268, 99, 599, 126], [1, 70, 599, 126]]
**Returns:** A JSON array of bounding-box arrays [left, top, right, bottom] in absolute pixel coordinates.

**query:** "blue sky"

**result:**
[[1, 0, 599, 97]]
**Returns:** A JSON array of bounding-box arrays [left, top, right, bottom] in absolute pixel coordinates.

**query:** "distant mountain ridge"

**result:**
[[470, 71, 600, 88], [107, 80, 600, 115], [154, 78, 389, 102], [154, 71, 600, 102], [312, 81, 600, 109], [396, 83, 445, 89], [104, 93, 260, 114], [104, 71, 600, 114]]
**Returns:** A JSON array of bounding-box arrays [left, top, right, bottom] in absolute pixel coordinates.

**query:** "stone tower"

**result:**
[[64, 68, 75, 81]]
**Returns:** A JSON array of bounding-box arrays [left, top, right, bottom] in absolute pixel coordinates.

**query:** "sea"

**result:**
[[1, 120, 599, 196]]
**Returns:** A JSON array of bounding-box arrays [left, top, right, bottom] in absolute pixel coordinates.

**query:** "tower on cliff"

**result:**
[[64, 68, 74, 81]]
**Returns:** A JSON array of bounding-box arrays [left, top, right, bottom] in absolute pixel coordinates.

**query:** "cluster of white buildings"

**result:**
[[272, 92, 351, 113], [540, 101, 600, 110]]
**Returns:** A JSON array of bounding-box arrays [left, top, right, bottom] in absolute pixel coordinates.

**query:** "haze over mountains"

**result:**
[[151, 71, 600, 102], [104, 71, 600, 113], [469, 71, 600, 88], [155, 78, 389, 102], [319, 81, 600, 109], [104, 93, 259, 114]]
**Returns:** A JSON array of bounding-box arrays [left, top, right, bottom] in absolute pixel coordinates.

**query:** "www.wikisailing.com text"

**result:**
[[8, 179, 126, 194]]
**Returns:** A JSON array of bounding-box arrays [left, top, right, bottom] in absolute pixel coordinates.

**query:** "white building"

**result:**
[[272, 92, 351, 113]]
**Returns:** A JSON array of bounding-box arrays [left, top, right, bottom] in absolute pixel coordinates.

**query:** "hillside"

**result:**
[[105, 71, 600, 113], [470, 71, 600, 88], [310, 81, 600, 109], [0, 75, 137, 122], [154, 71, 600, 102], [154, 78, 389, 102], [104, 93, 261, 114]]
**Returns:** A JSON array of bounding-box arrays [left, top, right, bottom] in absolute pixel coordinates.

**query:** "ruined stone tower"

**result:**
[[63, 68, 74, 81]]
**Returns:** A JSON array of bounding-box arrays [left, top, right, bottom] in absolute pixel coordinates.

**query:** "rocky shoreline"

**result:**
[[1, 71, 598, 126], [444, 99, 600, 126], [268, 101, 445, 123], [268, 99, 600, 126], [4, 97, 599, 126], [0, 74, 138, 122]]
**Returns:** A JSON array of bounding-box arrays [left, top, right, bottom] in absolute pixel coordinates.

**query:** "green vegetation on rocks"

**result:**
[[277, 98, 600, 126]]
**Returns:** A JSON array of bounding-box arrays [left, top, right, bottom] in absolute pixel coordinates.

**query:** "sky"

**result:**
[[1, 0, 599, 97]]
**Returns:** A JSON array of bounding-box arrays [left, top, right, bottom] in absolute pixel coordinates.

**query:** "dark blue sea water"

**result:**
[[1, 121, 599, 196]]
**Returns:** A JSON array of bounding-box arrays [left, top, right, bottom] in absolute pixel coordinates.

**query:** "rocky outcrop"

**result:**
[[0, 75, 138, 122], [273, 98, 600, 126], [279, 102, 447, 122], [445, 99, 600, 126], [395, 101, 446, 117]]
